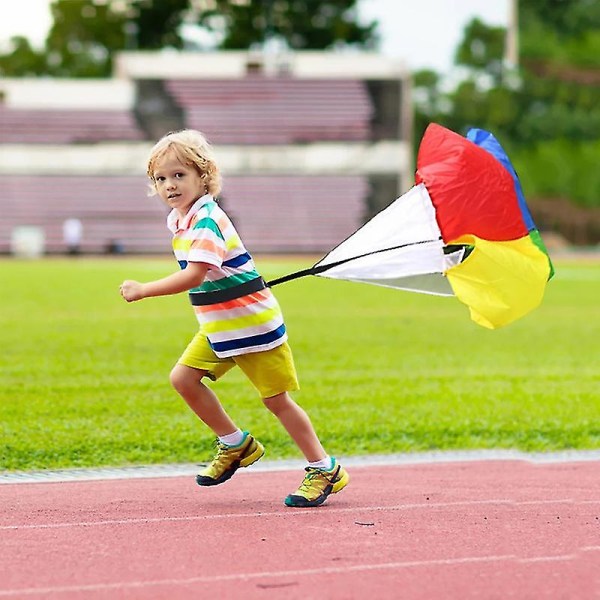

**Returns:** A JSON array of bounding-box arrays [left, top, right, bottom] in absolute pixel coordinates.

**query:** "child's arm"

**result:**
[[120, 262, 209, 302]]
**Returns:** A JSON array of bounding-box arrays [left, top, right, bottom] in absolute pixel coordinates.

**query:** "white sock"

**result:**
[[218, 429, 245, 447], [308, 456, 334, 470]]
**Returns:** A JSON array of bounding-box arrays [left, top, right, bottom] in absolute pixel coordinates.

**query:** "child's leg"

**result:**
[[262, 392, 327, 462], [170, 363, 238, 436], [173, 334, 265, 486], [263, 391, 350, 507], [172, 363, 265, 486]]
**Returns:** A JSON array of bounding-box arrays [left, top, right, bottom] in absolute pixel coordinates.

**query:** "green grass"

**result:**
[[1, 256, 599, 471]]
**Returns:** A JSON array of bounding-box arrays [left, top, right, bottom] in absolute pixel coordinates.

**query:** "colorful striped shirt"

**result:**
[[166, 195, 287, 358]]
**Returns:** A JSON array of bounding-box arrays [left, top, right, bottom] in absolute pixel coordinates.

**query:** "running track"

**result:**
[[1, 454, 599, 599]]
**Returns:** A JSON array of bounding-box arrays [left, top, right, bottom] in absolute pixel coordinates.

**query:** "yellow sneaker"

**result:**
[[284, 458, 349, 507], [196, 433, 265, 486]]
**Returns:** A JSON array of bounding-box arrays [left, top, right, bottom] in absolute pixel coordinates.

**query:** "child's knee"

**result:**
[[262, 392, 292, 415], [170, 364, 202, 394], [169, 365, 187, 393]]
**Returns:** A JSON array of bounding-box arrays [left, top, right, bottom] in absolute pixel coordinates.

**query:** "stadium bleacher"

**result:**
[[0, 51, 410, 254], [2, 174, 367, 255]]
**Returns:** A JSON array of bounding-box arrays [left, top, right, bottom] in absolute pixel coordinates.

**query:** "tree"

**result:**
[[454, 18, 506, 86], [0, 0, 378, 78], [31, 0, 191, 77], [413, 17, 511, 152], [0, 37, 48, 77], [412, 1, 600, 224], [516, 0, 600, 145], [196, 0, 377, 51], [43, 0, 128, 77], [520, 0, 600, 69], [415, 1, 600, 143]]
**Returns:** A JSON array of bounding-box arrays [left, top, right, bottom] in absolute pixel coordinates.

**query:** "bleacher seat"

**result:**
[[2, 175, 168, 254], [165, 78, 373, 144], [0, 71, 381, 254], [219, 175, 368, 252], [0, 107, 145, 144]]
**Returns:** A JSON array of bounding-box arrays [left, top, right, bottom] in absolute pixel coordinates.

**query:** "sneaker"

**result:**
[[196, 432, 265, 486], [284, 458, 349, 507]]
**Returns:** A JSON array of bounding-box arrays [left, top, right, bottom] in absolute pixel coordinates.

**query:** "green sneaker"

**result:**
[[196, 433, 265, 486], [284, 459, 349, 507]]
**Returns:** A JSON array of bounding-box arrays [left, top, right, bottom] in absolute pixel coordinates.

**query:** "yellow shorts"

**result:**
[[178, 332, 299, 398]]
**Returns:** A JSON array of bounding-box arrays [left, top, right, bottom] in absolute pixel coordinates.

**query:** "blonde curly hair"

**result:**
[[146, 129, 222, 197]]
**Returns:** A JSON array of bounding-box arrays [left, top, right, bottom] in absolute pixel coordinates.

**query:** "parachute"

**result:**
[[268, 123, 554, 329]]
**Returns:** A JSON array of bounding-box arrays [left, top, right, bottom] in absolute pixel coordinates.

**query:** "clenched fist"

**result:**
[[120, 280, 145, 302]]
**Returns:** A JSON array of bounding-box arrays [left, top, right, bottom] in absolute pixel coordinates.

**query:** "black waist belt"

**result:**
[[189, 277, 267, 306]]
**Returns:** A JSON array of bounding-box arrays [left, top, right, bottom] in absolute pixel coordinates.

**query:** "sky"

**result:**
[[0, 0, 509, 74]]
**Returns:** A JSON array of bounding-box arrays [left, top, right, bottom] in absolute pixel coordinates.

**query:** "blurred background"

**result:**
[[0, 0, 598, 257]]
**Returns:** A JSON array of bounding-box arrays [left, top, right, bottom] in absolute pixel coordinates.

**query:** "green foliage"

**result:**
[[510, 139, 600, 208], [1, 257, 598, 472], [520, 0, 600, 67], [0, 0, 377, 78], [521, 20, 600, 68], [454, 18, 506, 84], [197, 0, 377, 51], [0, 37, 49, 77], [134, 0, 189, 50], [43, 0, 127, 77], [39, 0, 190, 77], [414, 2, 600, 211], [442, 82, 521, 137]]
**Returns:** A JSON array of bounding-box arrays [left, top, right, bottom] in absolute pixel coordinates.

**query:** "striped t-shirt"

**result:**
[[166, 195, 287, 358]]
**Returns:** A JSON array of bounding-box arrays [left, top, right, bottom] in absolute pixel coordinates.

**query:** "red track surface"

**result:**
[[0, 460, 599, 599]]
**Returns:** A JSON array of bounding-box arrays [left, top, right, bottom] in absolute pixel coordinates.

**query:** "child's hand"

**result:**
[[120, 280, 145, 302]]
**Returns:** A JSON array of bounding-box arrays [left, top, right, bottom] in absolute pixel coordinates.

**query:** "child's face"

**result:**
[[152, 150, 206, 217]]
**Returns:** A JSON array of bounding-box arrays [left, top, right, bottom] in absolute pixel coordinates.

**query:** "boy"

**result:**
[[120, 129, 348, 507]]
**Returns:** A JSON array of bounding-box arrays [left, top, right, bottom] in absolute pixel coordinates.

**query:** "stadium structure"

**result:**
[[0, 50, 412, 255]]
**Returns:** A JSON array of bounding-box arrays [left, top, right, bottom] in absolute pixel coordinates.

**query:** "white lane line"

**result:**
[[0, 498, 588, 532], [0, 553, 580, 597], [520, 555, 577, 564]]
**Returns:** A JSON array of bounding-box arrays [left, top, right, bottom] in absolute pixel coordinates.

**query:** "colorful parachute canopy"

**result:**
[[268, 123, 554, 329]]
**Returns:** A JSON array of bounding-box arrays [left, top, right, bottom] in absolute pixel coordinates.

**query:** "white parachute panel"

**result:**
[[315, 184, 455, 296]]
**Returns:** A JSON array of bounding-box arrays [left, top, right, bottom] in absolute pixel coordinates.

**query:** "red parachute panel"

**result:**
[[415, 124, 527, 242]]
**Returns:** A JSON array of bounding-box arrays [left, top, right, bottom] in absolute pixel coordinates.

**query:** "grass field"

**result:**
[[1, 255, 599, 472]]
